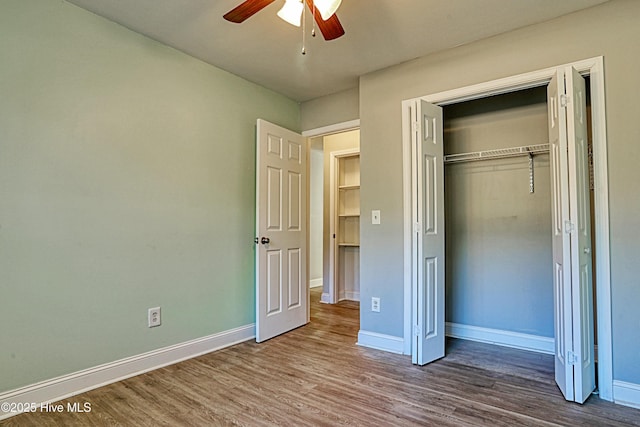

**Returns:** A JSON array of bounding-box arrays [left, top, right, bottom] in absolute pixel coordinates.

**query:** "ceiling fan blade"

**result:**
[[304, 0, 345, 40], [224, 0, 277, 23]]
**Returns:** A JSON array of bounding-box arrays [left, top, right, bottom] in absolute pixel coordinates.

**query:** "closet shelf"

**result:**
[[339, 184, 360, 190], [444, 143, 549, 164]]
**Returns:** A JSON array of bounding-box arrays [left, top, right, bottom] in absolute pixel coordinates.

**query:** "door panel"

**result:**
[[565, 66, 596, 403], [415, 100, 445, 365], [288, 248, 302, 308], [267, 167, 282, 230], [288, 171, 302, 230], [267, 249, 282, 315], [424, 257, 437, 338], [548, 70, 574, 401], [256, 119, 307, 342]]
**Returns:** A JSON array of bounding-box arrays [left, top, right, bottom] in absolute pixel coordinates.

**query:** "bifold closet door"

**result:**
[[413, 100, 445, 366], [565, 66, 596, 404], [547, 68, 595, 403]]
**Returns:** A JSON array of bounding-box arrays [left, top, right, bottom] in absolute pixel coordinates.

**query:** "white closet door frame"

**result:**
[[401, 56, 612, 401]]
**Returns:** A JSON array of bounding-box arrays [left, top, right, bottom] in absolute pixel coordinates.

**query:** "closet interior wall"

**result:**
[[443, 87, 554, 340]]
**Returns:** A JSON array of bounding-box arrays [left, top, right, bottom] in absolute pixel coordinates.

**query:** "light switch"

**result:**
[[372, 210, 381, 225]]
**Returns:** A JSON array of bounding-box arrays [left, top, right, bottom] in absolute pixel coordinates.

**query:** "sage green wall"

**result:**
[[444, 88, 553, 338], [359, 0, 640, 384], [0, 0, 299, 393]]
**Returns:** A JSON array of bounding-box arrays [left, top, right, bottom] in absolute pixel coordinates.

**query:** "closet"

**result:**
[[442, 86, 590, 348], [336, 154, 360, 301], [321, 129, 360, 304], [408, 62, 604, 403]]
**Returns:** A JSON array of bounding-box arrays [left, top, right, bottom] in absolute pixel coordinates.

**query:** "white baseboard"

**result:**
[[357, 330, 404, 354], [339, 291, 360, 302], [309, 278, 323, 288], [0, 324, 255, 420], [446, 322, 554, 354], [320, 292, 331, 304], [613, 380, 640, 409]]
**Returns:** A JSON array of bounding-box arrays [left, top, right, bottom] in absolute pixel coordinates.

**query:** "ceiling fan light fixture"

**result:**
[[277, 0, 304, 27], [313, 0, 342, 20]]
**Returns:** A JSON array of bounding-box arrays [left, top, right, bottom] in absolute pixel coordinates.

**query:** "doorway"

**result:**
[[303, 124, 361, 311], [401, 56, 613, 402], [255, 120, 360, 340]]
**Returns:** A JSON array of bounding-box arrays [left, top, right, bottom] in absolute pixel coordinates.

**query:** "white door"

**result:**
[[548, 70, 574, 400], [565, 66, 596, 404], [255, 119, 307, 342], [547, 68, 595, 402], [413, 100, 445, 365]]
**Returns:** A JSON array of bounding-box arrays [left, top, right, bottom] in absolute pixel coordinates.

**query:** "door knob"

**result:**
[[261, 237, 270, 244]]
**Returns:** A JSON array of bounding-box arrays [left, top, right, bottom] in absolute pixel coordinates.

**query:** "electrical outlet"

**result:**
[[371, 297, 380, 312], [148, 307, 161, 328]]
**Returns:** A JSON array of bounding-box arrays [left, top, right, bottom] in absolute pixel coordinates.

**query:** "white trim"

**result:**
[[422, 57, 603, 106], [302, 119, 360, 138], [588, 57, 613, 402], [613, 380, 640, 409], [402, 56, 613, 401], [309, 277, 323, 288], [446, 323, 554, 355], [357, 330, 404, 354], [320, 292, 331, 304], [339, 291, 360, 301], [401, 99, 414, 356], [0, 324, 255, 421]]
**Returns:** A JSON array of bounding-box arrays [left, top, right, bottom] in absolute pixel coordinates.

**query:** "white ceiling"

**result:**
[[66, 0, 608, 102]]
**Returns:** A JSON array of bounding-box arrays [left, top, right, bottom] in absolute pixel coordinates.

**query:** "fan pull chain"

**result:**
[[301, 1, 306, 55], [311, 1, 316, 37]]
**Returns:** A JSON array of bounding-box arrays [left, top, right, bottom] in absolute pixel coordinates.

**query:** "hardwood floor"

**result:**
[[6, 288, 640, 426]]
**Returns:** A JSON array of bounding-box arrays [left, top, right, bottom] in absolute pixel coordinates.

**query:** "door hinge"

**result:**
[[564, 220, 575, 234], [560, 94, 570, 108], [567, 351, 579, 365], [412, 120, 421, 133], [413, 222, 421, 233], [413, 324, 421, 337]]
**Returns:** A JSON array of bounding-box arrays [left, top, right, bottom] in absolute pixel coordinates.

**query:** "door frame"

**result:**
[[400, 56, 612, 401]]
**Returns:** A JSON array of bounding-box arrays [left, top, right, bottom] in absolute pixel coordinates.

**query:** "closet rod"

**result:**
[[444, 143, 549, 164]]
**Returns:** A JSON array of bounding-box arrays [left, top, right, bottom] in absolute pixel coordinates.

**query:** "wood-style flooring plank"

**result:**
[[4, 289, 640, 426]]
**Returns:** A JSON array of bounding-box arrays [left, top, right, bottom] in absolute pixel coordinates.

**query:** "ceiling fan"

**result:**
[[223, 0, 345, 41]]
